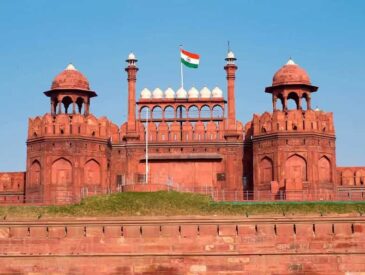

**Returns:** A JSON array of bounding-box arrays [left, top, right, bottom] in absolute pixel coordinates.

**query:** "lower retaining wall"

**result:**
[[0, 215, 364, 274]]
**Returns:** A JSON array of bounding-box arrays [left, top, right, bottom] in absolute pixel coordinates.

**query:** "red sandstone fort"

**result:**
[[0, 51, 364, 204]]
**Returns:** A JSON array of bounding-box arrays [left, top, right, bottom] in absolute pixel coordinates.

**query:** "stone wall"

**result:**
[[0, 215, 363, 274], [337, 166, 365, 187], [0, 172, 25, 203]]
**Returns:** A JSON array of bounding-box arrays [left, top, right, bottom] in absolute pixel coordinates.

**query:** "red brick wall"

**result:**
[[0, 215, 363, 274], [337, 166, 365, 187], [0, 172, 25, 203]]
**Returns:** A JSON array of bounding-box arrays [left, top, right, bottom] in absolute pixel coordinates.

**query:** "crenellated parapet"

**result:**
[[251, 109, 335, 137], [336, 167, 365, 187], [28, 113, 120, 143], [120, 86, 244, 142], [0, 172, 25, 203]]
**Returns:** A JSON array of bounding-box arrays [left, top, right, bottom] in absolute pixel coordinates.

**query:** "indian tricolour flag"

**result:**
[[180, 49, 200, 68]]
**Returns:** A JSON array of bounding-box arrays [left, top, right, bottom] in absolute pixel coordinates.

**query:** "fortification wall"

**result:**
[[0, 215, 364, 274], [251, 109, 335, 135], [337, 166, 365, 187], [0, 172, 25, 203], [28, 113, 120, 143]]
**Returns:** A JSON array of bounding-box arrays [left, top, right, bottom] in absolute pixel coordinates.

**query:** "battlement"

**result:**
[[120, 85, 246, 142], [0, 172, 25, 203], [337, 166, 365, 187], [251, 109, 335, 136], [120, 120, 244, 142], [0, 172, 25, 193], [28, 113, 120, 143]]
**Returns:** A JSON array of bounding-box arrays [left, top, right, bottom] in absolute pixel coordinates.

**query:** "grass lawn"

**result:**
[[0, 191, 364, 218]]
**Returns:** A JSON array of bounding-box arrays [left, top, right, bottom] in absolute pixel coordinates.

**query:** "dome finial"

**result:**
[[65, 63, 77, 71], [286, 57, 296, 65], [126, 52, 137, 66], [314, 106, 321, 112]]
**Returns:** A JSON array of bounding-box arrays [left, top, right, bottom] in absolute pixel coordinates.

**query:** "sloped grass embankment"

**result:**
[[0, 191, 364, 218]]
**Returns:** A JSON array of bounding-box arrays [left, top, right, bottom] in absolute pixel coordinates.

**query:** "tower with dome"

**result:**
[[248, 58, 336, 198]]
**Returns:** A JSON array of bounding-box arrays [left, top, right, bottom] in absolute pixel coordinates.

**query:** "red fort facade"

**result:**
[[0, 52, 363, 204]]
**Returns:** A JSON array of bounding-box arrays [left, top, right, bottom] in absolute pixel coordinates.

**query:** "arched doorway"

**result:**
[[29, 160, 41, 186], [355, 170, 365, 185], [318, 156, 331, 183], [51, 158, 73, 203], [259, 157, 273, 188], [342, 170, 354, 185], [285, 154, 307, 189], [84, 159, 101, 194], [27, 160, 42, 202]]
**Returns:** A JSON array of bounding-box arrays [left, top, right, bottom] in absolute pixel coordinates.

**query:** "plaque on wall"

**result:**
[[217, 173, 226, 181]]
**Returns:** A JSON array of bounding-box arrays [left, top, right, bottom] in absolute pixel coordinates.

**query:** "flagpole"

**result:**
[[180, 45, 184, 89], [145, 108, 149, 184]]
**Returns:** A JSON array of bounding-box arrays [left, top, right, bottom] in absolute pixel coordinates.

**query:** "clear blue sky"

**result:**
[[0, 0, 364, 170]]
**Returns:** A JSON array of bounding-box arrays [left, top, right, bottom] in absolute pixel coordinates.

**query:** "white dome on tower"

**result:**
[[176, 87, 187, 98], [165, 88, 175, 99], [128, 52, 136, 60], [212, 87, 223, 98], [286, 58, 296, 65], [65, 63, 77, 71], [227, 51, 235, 59], [140, 88, 151, 99], [152, 88, 163, 99], [200, 87, 211, 98], [188, 87, 199, 98]]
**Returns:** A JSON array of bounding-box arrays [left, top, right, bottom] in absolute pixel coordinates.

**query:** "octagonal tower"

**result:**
[[26, 64, 118, 204], [250, 59, 336, 198]]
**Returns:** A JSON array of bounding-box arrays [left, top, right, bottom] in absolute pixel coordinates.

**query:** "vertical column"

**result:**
[[283, 97, 288, 111], [307, 95, 312, 110], [224, 52, 238, 130], [51, 99, 55, 115], [85, 99, 90, 116], [298, 97, 302, 110], [272, 95, 277, 111], [125, 53, 139, 133], [58, 100, 62, 114]]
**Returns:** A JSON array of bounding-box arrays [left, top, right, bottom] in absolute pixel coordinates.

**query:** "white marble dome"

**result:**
[[286, 58, 296, 65], [212, 87, 223, 98], [165, 88, 175, 99], [227, 51, 235, 59], [128, 52, 136, 60], [152, 88, 163, 99], [188, 87, 199, 98], [176, 87, 187, 98], [140, 88, 151, 99], [200, 87, 211, 98]]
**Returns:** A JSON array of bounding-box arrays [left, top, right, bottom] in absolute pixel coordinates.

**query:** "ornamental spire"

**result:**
[[286, 57, 296, 65], [65, 63, 77, 71]]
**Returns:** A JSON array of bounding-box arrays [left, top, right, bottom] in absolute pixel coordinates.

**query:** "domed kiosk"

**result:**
[[265, 58, 318, 111], [45, 64, 96, 115]]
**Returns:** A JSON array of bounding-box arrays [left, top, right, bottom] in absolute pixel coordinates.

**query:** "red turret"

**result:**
[[44, 64, 96, 116], [224, 51, 237, 130], [125, 53, 139, 137], [265, 58, 318, 111]]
